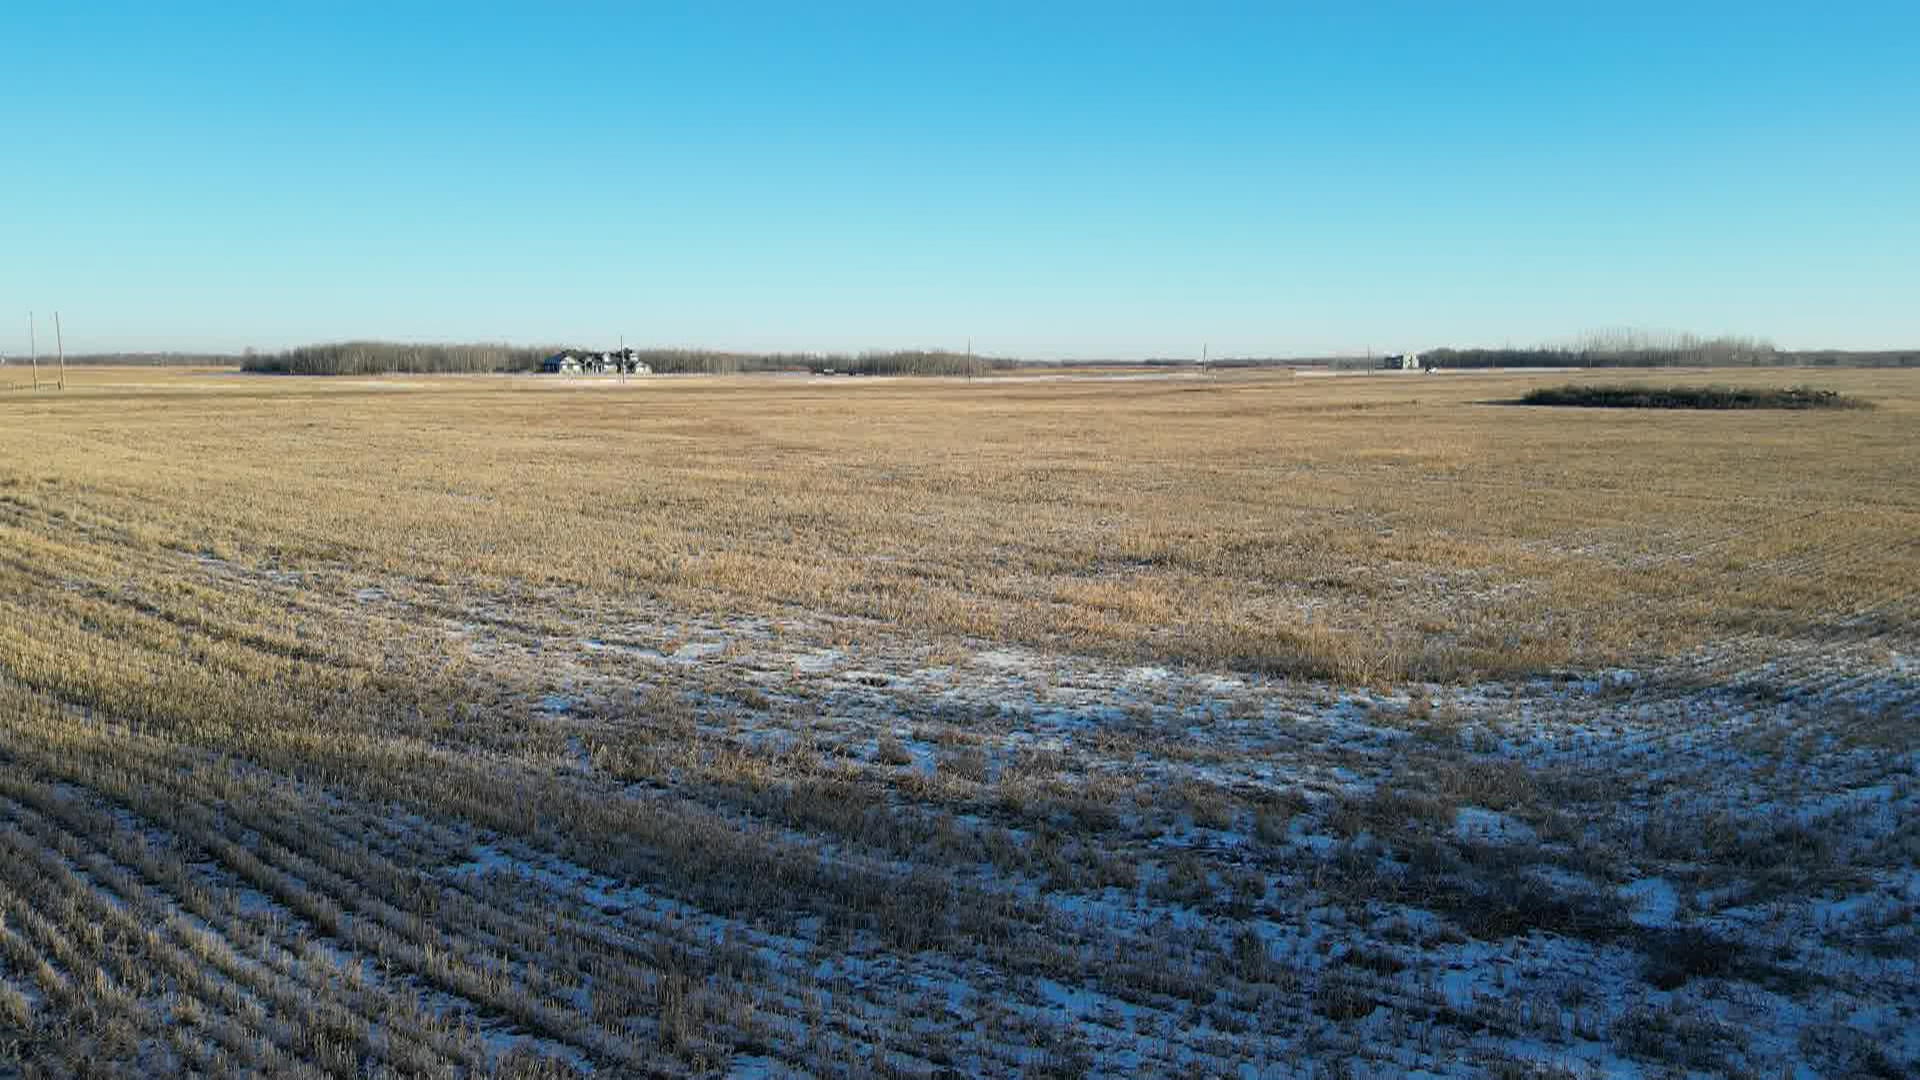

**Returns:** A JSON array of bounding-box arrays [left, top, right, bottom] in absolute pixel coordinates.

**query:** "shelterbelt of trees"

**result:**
[[38, 334, 1920, 374], [238, 341, 1017, 376], [1420, 332, 1920, 370]]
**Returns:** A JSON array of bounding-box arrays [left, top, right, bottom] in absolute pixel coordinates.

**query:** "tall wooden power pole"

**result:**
[[54, 311, 65, 390], [27, 312, 37, 390]]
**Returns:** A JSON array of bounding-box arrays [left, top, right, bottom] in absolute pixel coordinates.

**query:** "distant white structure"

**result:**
[[541, 348, 651, 375]]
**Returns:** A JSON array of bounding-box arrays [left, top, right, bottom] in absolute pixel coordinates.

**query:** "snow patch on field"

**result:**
[[312, 569, 1920, 1077]]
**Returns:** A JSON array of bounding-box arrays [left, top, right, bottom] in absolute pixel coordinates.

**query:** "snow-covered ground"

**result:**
[[11, 546, 1912, 1076], [360, 571, 1916, 1078]]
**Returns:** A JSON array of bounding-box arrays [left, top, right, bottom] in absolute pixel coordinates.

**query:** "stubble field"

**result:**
[[0, 366, 1915, 1077]]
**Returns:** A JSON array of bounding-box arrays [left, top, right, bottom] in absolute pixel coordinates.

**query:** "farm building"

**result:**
[[610, 348, 652, 375], [541, 349, 652, 375]]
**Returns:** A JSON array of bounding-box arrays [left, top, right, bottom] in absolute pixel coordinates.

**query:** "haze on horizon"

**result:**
[[2, 2, 1915, 359]]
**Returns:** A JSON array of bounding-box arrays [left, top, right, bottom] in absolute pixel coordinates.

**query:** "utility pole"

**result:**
[[1202, 342, 1209, 375], [55, 311, 65, 390], [28, 312, 37, 390]]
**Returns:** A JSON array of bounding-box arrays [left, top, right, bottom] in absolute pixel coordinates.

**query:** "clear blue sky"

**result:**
[[2, 2, 1914, 358]]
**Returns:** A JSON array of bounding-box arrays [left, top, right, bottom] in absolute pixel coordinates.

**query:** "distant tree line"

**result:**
[[826, 350, 1017, 376], [26, 352, 240, 367], [241, 341, 1019, 376], [242, 342, 561, 375], [1425, 331, 1780, 370], [103, 336, 1920, 377], [1207, 356, 1329, 369], [1778, 350, 1920, 368], [594, 347, 1019, 377]]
